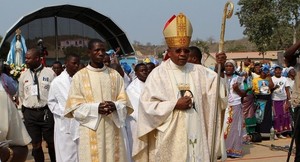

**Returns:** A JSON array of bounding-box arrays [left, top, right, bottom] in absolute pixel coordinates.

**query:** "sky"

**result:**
[[0, 0, 245, 45]]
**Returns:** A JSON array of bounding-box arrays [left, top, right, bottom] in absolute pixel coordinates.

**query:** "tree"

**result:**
[[227, 44, 248, 52], [157, 52, 164, 59], [277, 0, 300, 44], [237, 0, 300, 52], [190, 39, 210, 55], [236, 0, 278, 58], [269, 21, 293, 50], [206, 36, 215, 45]]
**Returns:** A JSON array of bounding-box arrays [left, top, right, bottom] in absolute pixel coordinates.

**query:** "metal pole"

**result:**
[[287, 108, 300, 162], [55, 16, 58, 61]]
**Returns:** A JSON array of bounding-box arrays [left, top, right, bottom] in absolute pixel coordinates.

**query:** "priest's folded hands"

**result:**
[[98, 101, 116, 115], [174, 96, 193, 110]]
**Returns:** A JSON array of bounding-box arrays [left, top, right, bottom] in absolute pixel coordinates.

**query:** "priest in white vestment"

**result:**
[[125, 63, 149, 157], [48, 54, 80, 162], [0, 77, 31, 161], [65, 39, 131, 162], [133, 13, 224, 162]]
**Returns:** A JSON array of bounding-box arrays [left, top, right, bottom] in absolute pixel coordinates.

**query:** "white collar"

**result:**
[[86, 64, 107, 72], [167, 59, 187, 70]]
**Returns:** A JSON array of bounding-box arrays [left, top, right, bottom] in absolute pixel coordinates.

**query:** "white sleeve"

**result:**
[[109, 101, 127, 128], [48, 82, 60, 116], [73, 103, 101, 130]]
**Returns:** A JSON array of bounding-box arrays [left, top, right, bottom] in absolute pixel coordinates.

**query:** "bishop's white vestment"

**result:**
[[134, 59, 225, 162]]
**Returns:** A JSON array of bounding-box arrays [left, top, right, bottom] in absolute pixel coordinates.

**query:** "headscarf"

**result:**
[[286, 67, 295, 74], [225, 59, 236, 70], [261, 64, 270, 74]]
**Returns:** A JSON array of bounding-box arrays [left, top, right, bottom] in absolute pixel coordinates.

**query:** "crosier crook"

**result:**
[[210, 2, 234, 162]]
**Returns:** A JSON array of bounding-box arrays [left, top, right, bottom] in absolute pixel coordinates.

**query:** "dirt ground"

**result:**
[[26, 138, 295, 162]]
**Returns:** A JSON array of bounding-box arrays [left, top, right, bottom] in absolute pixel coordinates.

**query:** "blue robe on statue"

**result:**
[[6, 34, 27, 66]]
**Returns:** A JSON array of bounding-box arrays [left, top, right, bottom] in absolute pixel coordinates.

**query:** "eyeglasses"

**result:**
[[170, 48, 190, 54]]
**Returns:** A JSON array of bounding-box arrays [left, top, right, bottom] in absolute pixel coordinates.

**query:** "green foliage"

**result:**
[[269, 21, 293, 50], [227, 44, 247, 52], [237, 0, 300, 52], [278, 0, 300, 23], [277, 0, 300, 43], [133, 38, 257, 57], [237, 0, 278, 53], [190, 39, 210, 54], [192, 38, 257, 53], [157, 52, 164, 59]]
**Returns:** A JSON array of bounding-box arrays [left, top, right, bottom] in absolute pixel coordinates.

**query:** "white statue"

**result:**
[[6, 29, 27, 67]]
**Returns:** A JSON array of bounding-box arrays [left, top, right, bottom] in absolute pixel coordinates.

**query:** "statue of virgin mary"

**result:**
[[6, 29, 27, 66]]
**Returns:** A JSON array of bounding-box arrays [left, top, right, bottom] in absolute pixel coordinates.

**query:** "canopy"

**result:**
[[0, 4, 135, 62]]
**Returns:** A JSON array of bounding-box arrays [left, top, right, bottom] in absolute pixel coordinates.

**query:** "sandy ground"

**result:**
[[220, 138, 295, 162], [26, 137, 295, 162]]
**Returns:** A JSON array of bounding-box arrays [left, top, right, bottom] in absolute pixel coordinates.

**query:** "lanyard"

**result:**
[[30, 70, 41, 100]]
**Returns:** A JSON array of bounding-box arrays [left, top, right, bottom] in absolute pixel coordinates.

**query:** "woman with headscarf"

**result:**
[[271, 65, 292, 139], [286, 67, 297, 127], [222, 60, 246, 158], [252, 64, 275, 138]]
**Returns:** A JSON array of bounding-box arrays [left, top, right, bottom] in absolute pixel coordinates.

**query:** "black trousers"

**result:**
[[22, 105, 56, 162]]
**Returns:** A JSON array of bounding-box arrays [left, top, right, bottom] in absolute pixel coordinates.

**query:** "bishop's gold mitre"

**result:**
[[163, 13, 193, 48]]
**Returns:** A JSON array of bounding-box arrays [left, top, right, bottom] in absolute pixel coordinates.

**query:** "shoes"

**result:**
[[227, 154, 242, 158], [243, 135, 251, 143], [243, 141, 253, 145], [278, 135, 287, 139], [274, 135, 279, 140]]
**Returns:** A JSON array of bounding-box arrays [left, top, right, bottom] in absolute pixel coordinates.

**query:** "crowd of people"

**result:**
[[0, 12, 300, 162]]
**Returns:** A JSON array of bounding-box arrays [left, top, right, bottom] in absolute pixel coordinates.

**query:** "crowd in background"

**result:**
[[215, 53, 297, 158], [0, 39, 298, 162]]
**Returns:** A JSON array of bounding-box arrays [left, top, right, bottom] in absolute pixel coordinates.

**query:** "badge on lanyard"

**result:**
[[31, 84, 38, 96]]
